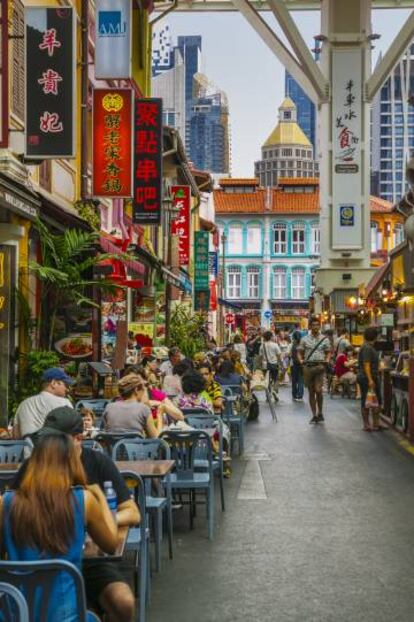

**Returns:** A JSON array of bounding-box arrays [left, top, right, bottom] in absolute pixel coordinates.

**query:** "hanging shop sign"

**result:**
[[25, 7, 76, 158], [194, 290, 210, 313], [0, 0, 8, 149], [209, 251, 218, 278], [171, 186, 191, 266], [93, 88, 133, 198], [194, 231, 210, 291], [332, 49, 362, 249], [133, 98, 163, 225], [95, 0, 131, 80]]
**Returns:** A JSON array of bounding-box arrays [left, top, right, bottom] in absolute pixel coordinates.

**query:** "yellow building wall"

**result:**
[[371, 212, 404, 267]]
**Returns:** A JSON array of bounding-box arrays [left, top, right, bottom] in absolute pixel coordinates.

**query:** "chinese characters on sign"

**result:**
[[25, 7, 75, 158], [334, 78, 360, 169], [194, 231, 210, 311], [93, 89, 133, 198], [133, 99, 163, 225], [171, 186, 191, 266], [332, 49, 362, 249]]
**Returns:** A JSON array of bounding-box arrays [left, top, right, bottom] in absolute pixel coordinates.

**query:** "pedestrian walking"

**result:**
[[291, 330, 304, 401], [298, 317, 331, 424], [357, 327, 385, 431]]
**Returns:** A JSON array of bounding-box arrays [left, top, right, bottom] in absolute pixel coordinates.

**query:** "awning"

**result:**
[[99, 235, 145, 275], [218, 298, 243, 310], [365, 262, 390, 299], [162, 266, 192, 293]]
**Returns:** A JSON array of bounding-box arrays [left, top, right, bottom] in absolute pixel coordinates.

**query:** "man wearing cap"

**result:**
[[13, 367, 74, 439], [14, 406, 140, 622]]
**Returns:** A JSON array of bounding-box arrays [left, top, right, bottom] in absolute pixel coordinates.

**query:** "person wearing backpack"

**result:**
[[298, 317, 332, 424]]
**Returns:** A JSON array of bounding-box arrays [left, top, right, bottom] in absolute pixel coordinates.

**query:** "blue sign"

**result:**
[[209, 252, 218, 278], [98, 11, 126, 36], [263, 310, 272, 320], [340, 204, 355, 227]]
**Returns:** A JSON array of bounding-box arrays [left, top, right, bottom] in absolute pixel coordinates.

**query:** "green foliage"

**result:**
[[74, 200, 101, 231], [9, 350, 60, 418], [29, 219, 128, 349], [169, 304, 207, 358]]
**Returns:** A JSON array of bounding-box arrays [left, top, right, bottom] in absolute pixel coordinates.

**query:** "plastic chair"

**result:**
[[120, 471, 150, 622], [160, 430, 215, 540], [0, 582, 29, 621], [94, 432, 143, 455], [80, 439, 105, 452], [221, 388, 245, 455], [0, 441, 31, 464], [113, 439, 173, 572], [184, 413, 226, 512], [75, 398, 109, 417], [0, 559, 99, 622]]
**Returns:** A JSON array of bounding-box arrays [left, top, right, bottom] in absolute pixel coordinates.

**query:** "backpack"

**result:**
[[248, 394, 259, 421]]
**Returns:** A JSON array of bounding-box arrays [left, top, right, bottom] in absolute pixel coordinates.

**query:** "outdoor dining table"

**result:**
[[83, 526, 129, 562], [116, 460, 175, 479]]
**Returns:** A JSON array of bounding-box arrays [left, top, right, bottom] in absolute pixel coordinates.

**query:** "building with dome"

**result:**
[[254, 97, 319, 187]]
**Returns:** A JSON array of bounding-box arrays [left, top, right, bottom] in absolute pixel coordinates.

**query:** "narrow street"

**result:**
[[149, 390, 414, 622]]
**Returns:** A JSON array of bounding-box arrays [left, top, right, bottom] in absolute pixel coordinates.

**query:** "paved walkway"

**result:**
[[148, 390, 414, 622]]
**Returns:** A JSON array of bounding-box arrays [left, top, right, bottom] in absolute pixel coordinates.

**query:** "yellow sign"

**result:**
[[128, 323, 154, 339]]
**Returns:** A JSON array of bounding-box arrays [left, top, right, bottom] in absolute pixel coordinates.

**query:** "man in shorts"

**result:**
[[298, 317, 332, 424]]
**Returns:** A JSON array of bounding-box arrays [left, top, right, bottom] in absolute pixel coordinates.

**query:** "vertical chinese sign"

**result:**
[[0, 0, 8, 148], [133, 98, 163, 225], [171, 186, 191, 266], [194, 231, 210, 312], [0, 246, 15, 426], [25, 7, 75, 158], [332, 49, 362, 249], [93, 89, 133, 198]]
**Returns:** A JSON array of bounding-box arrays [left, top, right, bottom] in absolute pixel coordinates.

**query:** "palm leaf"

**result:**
[[29, 261, 69, 285]]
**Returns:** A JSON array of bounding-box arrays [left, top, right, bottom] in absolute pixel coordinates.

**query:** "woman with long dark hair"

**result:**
[[0, 434, 118, 621]]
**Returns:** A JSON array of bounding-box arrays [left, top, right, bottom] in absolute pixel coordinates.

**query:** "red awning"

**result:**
[[99, 235, 145, 275]]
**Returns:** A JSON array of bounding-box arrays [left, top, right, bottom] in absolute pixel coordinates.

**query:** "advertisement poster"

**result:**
[[93, 88, 133, 198], [95, 0, 131, 79], [25, 7, 75, 158], [101, 289, 127, 362], [154, 287, 166, 346], [133, 98, 163, 224]]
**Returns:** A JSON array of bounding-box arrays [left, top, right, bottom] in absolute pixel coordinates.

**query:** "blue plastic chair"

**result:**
[[184, 413, 226, 512], [221, 387, 245, 455], [0, 582, 29, 621], [80, 439, 105, 453], [94, 432, 143, 455], [0, 559, 99, 622], [120, 471, 150, 622], [160, 430, 215, 540], [0, 440, 31, 464], [75, 398, 109, 416], [113, 438, 173, 572]]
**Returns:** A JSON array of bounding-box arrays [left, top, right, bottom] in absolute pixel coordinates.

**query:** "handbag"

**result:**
[[304, 337, 329, 365], [365, 389, 379, 409]]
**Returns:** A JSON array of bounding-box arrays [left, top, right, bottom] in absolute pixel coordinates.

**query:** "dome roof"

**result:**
[[263, 97, 311, 147]]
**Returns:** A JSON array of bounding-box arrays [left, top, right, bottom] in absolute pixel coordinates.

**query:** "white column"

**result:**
[[261, 214, 272, 327], [315, 0, 374, 304]]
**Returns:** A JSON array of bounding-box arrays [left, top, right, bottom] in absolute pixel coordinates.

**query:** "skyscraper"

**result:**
[[285, 71, 316, 150], [371, 45, 414, 204], [152, 27, 230, 176]]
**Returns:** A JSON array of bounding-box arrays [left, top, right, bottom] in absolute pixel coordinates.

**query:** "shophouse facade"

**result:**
[[214, 178, 400, 329]]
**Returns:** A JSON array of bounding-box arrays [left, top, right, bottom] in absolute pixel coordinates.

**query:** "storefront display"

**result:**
[[101, 288, 127, 362]]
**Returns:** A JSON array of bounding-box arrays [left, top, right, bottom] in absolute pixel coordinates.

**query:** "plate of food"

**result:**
[[55, 335, 93, 359]]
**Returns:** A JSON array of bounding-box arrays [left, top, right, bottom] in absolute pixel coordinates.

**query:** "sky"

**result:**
[[163, 7, 412, 177]]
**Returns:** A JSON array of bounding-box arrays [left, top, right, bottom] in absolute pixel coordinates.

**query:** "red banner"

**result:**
[[171, 186, 191, 266], [93, 88, 133, 198]]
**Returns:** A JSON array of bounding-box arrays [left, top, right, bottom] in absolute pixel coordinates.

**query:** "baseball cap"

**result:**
[[42, 367, 75, 385], [38, 406, 84, 438]]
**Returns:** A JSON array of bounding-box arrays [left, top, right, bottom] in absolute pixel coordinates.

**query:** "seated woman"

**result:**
[[215, 360, 245, 389], [103, 373, 158, 437], [0, 434, 118, 622], [141, 355, 160, 388], [162, 360, 192, 397], [333, 346, 361, 399], [176, 370, 213, 412], [80, 407, 98, 438]]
